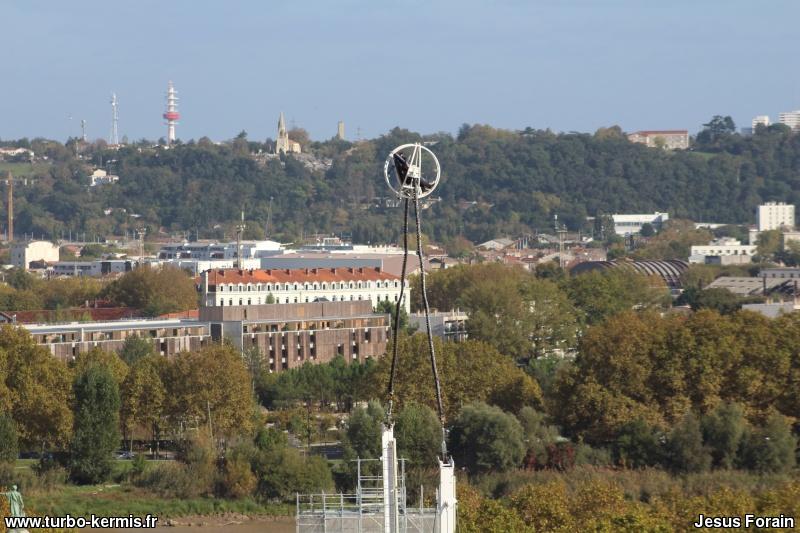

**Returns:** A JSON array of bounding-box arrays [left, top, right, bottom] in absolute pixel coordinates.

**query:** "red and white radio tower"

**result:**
[[163, 81, 179, 144]]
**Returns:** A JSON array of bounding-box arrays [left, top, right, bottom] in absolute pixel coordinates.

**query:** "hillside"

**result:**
[[3, 122, 800, 245]]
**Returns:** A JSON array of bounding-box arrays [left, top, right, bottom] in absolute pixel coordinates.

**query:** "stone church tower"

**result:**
[[275, 112, 301, 154]]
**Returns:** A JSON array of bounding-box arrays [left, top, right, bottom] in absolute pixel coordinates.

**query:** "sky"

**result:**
[[1, 0, 799, 143]]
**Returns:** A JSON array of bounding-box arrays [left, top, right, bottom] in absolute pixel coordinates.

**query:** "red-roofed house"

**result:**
[[200, 267, 409, 312]]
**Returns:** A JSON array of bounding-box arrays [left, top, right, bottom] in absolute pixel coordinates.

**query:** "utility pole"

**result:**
[[265, 196, 273, 238], [555, 214, 567, 269], [5, 172, 12, 243], [136, 227, 147, 266], [235, 210, 246, 269]]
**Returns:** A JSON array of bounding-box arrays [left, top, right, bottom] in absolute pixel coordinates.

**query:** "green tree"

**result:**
[[702, 402, 747, 469], [449, 402, 525, 474], [120, 355, 166, 453], [679, 287, 745, 315], [119, 335, 154, 365], [756, 229, 782, 259], [738, 413, 797, 473], [102, 266, 198, 316], [517, 406, 561, 466], [639, 222, 655, 237], [0, 414, 18, 463], [613, 419, 664, 468], [665, 411, 711, 473], [69, 365, 121, 484], [376, 299, 409, 332], [344, 401, 385, 460], [0, 326, 73, 449], [164, 344, 254, 439], [565, 269, 666, 325], [395, 402, 442, 468]]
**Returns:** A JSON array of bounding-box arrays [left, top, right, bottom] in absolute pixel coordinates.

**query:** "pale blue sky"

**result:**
[[2, 1, 798, 142]]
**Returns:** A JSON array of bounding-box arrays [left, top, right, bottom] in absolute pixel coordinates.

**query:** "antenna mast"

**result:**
[[163, 81, 180, 145], [109, 93, 119, 145]]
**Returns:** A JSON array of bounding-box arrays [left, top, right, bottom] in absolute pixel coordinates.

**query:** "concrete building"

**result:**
[[757, 202, 795, 231], [156, 240, 283, 261], [409, 310, 468, 342], [24, 318, 211, 362], [752, 115, 770, 130], [275, 112, 301, 154], [200, 301, 388, 371], [689, 238, 757, 264], [200, 267, 410, 313], [627, 130, 689, 150], [778, 110, 800, 131], [760, 268, 800, 280], [89, 169, 119, 186], [11, 241, 59, 270], [611, 212, 669, 236], [51, 259, 136, 277], [21, 301, 390, 372], [742, 302, 798, 318]]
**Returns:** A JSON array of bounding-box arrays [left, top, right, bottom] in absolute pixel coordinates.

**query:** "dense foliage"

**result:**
[[6, 122, 800, 243]]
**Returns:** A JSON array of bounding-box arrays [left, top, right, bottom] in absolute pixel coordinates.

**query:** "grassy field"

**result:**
[[9, 459, 292, 520], [0, 161, 51, 177], [27, 485, 292, 519]]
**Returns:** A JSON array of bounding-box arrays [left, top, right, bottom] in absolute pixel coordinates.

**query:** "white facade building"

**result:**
[[689, 238, 757, 264], [51, 259, 136, 277], [627, 131, 689, 150], [89, 169, 119, 186], [758, 202, 795, 231], [201, 267, 410, 313], [157, 240, 283, 261], [778, 111, 800, 131], [752, 115, 770, 130], [611, 212, 669, 236], [11, 241, 59, 270]]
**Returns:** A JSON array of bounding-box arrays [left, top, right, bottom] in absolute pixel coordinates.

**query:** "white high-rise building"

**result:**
[[758, 202, 795, 231], [752, 115, 770, 130], [778, 111, 800, 131]]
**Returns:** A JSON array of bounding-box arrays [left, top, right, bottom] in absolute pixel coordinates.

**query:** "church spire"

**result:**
[[278, 112, 286, 135]]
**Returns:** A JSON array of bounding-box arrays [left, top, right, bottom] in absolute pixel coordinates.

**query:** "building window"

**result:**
[[229, 299, 233, 306], [220, 285, 224, 292]]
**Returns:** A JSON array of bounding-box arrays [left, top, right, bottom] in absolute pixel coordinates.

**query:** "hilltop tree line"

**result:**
[[3, 118, 800, 244]]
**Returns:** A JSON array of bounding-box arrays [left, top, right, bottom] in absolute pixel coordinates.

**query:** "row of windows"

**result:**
[[217, 280, 400, 292], [219, 294, 399, 306]]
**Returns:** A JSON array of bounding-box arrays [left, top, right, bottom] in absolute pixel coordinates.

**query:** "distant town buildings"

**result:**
[[275, 112, 301, 154], [757, 202, 795, 232], [337, 121, 345, 140], [11, 241, 59, 270], [611, 212, 669, 236], [778, 110, 800, 131], [627, 130, 689, 150], [689, 238, 757, 264], [0, 147, 34, 160]]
